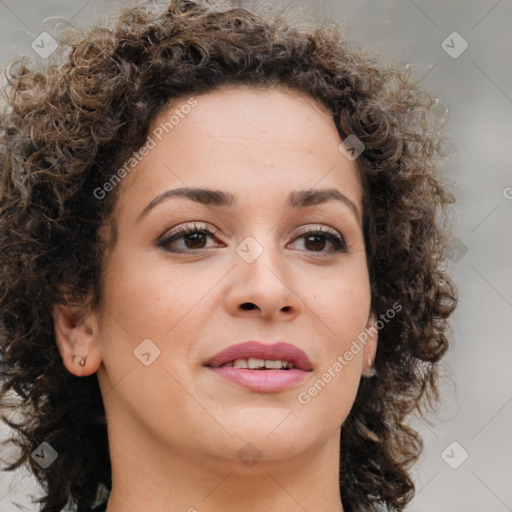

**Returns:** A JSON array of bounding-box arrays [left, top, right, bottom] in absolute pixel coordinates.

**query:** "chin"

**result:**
[[202, 411, 333, 462]]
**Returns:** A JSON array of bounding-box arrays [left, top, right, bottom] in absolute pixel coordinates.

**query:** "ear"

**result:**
[[52, 297, 102, 377], [361, 312, 379, 377]]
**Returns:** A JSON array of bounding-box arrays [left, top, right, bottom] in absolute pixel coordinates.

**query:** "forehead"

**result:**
[[150, 85, 337, 153], [112, 85, 363, 222]]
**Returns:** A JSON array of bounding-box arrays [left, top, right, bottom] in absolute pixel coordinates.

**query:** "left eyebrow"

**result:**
[[288, 189, 361, 225], [136, 186, 361, 225]]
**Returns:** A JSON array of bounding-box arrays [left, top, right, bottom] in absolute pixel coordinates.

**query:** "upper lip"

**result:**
[[204, 341, 313, 371]]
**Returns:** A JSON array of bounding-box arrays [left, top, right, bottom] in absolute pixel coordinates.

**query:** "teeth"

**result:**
[[264, 359, 286, 369], [220, 358, 295, 369], [248, 357, 265, 369]]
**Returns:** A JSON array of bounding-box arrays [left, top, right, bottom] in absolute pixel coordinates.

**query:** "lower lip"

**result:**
[[207, 367, 310, 393]]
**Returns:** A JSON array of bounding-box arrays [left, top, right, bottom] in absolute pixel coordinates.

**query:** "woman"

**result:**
[[0, 1, 457, 511]]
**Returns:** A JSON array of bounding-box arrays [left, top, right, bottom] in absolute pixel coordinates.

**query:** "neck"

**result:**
[[104, 420, 345, 512]]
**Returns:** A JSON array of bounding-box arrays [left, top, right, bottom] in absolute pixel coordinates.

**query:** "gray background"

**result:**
[[0, 1, 511, 511]]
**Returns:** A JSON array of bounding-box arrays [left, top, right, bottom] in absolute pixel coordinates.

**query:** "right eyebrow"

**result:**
[[136, 186, 361, 226], [136, 187, 236, 222]]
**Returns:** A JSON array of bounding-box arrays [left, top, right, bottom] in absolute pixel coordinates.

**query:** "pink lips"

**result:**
[[204, 341, 313, 393]]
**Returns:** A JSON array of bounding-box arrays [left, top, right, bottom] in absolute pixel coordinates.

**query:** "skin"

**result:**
[[53, 85, 378, 512]]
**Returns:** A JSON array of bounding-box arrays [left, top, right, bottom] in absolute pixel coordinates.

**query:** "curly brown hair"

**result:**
[[0, 1, 457, 511]]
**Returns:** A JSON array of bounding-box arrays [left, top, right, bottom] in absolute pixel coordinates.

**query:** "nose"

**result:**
[[223, 238, 304, 322]]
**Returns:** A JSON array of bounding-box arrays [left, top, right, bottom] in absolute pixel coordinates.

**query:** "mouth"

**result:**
[[217, 358, 296, 370], [204, 340, 313, 371], [204, 341, 313, 393]]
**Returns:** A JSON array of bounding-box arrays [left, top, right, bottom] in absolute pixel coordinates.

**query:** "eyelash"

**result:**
[[157, 222, 347, 255]]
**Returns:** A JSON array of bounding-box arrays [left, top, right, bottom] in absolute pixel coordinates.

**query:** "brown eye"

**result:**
[[291, 228, 347, 254], [304, 234, 328, 251], [182, 232, 208, 249], [157, 223, 223, 253]]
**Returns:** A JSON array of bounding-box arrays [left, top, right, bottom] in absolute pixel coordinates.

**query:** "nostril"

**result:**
[[240, 302, 256, 310]]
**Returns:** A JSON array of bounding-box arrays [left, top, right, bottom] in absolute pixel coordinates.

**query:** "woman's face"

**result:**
[[70, 86, 377, 471]]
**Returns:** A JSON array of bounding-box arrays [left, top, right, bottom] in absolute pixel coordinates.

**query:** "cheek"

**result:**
[[100, 252, 213, 339], [96, 253, 226, 390], [307, 264, 371, 346]]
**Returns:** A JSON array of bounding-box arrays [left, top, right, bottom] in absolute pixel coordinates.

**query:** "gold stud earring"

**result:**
[[73, 355, 87, 366]]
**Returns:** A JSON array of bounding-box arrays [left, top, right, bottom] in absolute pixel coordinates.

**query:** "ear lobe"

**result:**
[[52, 300, 102, 377], [361, 313, 378, 378]]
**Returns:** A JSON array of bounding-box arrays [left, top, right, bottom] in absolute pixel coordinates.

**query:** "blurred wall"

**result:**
[[0, 1, 511, 511]]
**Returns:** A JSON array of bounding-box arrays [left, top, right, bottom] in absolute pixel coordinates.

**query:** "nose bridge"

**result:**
[[237, 230, 287, 286], [227, 228, 303, 318]]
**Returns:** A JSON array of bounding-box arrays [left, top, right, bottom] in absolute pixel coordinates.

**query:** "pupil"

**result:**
[[185, 233, 206, 248], [306, 235, 325, 251]]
